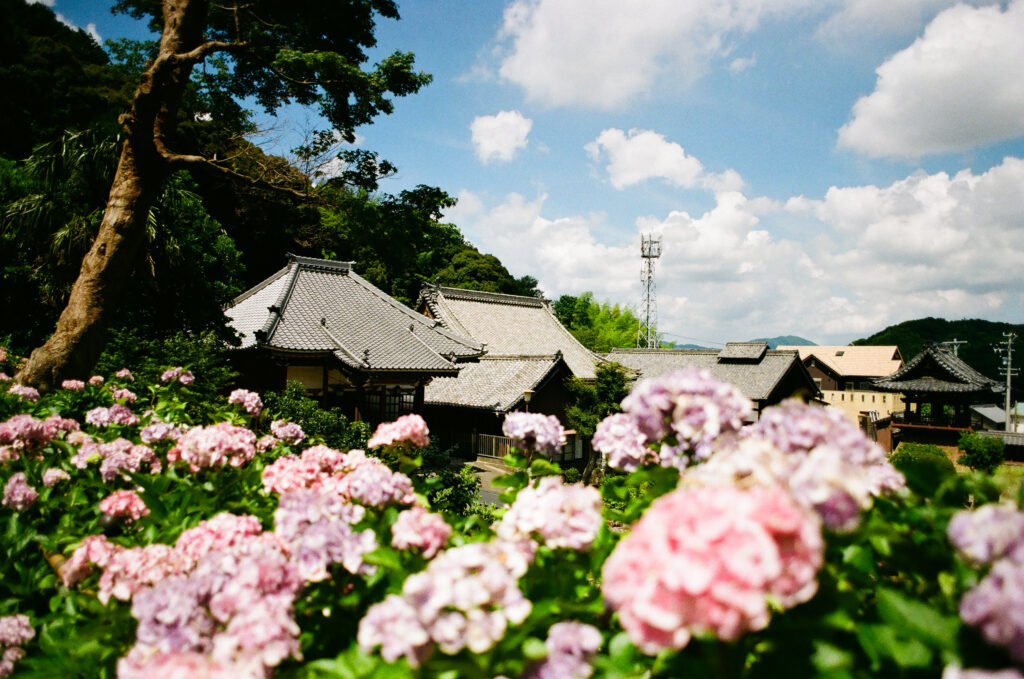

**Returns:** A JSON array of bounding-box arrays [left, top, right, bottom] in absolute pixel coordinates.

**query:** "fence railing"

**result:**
[[476, 434, 512, 459]]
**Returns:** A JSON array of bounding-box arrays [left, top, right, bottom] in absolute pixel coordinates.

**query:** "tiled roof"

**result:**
[[225, 255, 483, 373], [718, 342, 768, 362], [417, 285, 603, 379], [871, 343, 1004, 394], [779, 345, 902, 378], [607, 345, 810, 402], [424, 355, 566, 411]]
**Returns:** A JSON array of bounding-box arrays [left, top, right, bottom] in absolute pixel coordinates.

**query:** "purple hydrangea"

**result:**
[[270, 420, 305, 445], [959, 558, 1024, 662], [522, 621, 602, 679], [949, 504, 1024, 566], [2, 473, 38, 511], [496, 476, 603, 551], [502, 412, 566, 456], [7, 384, 39, 402], [591, 413, 653, 472], [274, 488, 377, 580], [228, 389, 263, 417], [621, 368, 752, 466]]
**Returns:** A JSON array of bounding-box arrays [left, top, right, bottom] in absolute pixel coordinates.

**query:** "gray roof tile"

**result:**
[[225, 256, 483, 373], [424, 355, 564, 411], [418, 285, 603, 379], [872, 343, 1004, 394], [607, 347, 806, 401]]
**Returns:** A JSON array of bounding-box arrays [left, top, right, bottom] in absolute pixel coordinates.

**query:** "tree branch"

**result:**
[[172, 40, 246, 64], [154, 144, 315, 201]]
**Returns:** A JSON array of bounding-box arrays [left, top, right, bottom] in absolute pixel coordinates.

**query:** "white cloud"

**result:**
[[586, 128, 745, 194], [470, 110, 533, 164], [838, 1, 1024, 158], [495, 0, 813, 109], [452, 157, 1024, 345], [54, 12, 102, 45], [728, 55, 757, 72], [814, 0, 968, 43], [27, 0, 55, 5]]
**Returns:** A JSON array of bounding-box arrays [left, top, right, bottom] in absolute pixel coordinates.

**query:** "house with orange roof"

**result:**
[[778, 345, 904, 425]]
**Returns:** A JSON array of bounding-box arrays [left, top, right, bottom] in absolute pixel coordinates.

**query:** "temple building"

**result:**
[[225, 255, 484, 424]]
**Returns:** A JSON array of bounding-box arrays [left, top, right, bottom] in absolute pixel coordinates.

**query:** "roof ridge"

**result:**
[[228, 264, 290, 307], [434, 285, 549, 307], [318, 322, 369, 368], [343, 270, 484, 353], [287, 253, 355, 271], [406, 323, 457, 369], [258, 262, 301, 344]]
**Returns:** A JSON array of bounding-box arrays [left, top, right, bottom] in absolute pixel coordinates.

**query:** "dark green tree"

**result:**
[[433, 248, 542, 297], [18, 0, 430, 390], [552, 292, 643, 352], [565, 361, 631, 483]]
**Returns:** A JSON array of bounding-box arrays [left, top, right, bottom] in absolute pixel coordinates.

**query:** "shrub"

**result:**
[[563, 467, 582, 484], [262, 380, 370, 450], [958, 431, 1006, 474], [890, 442, 956, 496]]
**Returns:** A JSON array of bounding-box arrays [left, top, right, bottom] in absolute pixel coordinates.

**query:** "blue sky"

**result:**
[[51, 0, 1024, 346]]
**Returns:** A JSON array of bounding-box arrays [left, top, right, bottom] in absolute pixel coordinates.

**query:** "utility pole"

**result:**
[[995, 333, 1017, 432], [942, 338, 968, 357], [636, 234, 662, 349]]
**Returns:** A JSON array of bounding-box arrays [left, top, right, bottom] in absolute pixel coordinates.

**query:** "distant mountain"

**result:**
[[750, 335, 816, 349], [854, 317, 1023, 401], [660, 342, 709, 350]]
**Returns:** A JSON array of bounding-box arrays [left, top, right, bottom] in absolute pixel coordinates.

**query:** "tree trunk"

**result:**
[[17, 146, 163, 390], [16, 0, 205, 390]]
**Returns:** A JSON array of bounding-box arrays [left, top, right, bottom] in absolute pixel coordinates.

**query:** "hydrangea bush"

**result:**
[[2, 353, 1023, 678]]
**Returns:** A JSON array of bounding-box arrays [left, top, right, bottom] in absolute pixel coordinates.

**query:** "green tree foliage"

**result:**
[[262, 381, 371, 451], [0, 0, 131, 160], [553, 292, 643, 352], [889, 442, 957, 496], [957, 431, 1006, 474], [565, 361, 631, 482], [854, 317, 1023, 401], [433, 248, 542, 298]]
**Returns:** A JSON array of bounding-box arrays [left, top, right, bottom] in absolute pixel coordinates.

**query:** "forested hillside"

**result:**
[[854, 317, 1022, 399]]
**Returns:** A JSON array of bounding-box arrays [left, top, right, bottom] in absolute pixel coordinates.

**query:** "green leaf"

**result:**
[[856, 624, 932, 668], [812, 640, 854, 672], [529, 458, 561, 477], [875, 588, 960, 649], [523, 637, 548, 660], [492, 471, 528, 490]]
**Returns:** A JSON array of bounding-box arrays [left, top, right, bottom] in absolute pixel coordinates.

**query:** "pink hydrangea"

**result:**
[[261, 455, 323, 495], [113, 388, 138, 403], [358, 540, 533, 665], [227, 389, 263, 417], [140, 421, 181, 444], [99, 490, 150, 523], [85, 404, 140, 428], [496, 476, 603, 551], [60, 534, 125, 587], [89, 375, 105, 386], [2, 473, 38, 511], [391, 506, 451, 558], [0, 614, 34, 678], [160, 367, 194, 385], [116, 651, 239, 679], [523, 621, 602, 679], [0, 373, 9, 382], [592, 413, 654, 472], [116, 368, 134, 381], [270, 420, 305, 445], [168, 422, 257, 469], [256, 435, 279, 453], [7, 384, 39, 402], [97, 544, 191, 604], [334, 460, 415, 507], [100, 443, 161, 481], [502, 412, 566, 456], [42, 468, 70, 487], [368, 414, 430, 449], [602, 483, 823, 653], [175, 513, 264, 562], [61, 379, 86, 391]]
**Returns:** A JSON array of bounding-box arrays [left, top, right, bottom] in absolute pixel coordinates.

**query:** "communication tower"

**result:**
[[636, 234, 662, 348]]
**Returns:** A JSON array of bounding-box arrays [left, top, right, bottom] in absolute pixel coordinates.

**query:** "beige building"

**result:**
[[778, 345, 904, 424]]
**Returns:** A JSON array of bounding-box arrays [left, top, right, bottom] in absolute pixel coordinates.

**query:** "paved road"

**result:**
[[465, 457, 512, 506]]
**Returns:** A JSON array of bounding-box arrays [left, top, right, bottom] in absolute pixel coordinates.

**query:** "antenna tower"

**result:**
[[636, 234, 662, 348]]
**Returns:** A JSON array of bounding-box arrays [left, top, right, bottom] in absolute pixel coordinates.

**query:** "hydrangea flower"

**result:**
[[602, 483, 823, 653], [620, 368, 752, 466], [85, 404, 140, 428], [368, 414, 430, 449], [123, 537, 304, 677], [140, 421, 182, 444], [522, 621, 602, 679], [496, 476, 603, 551], [113, 388, 138, 403], [42, 468, 70, 487], [0, 614, 34, 678], [99, 490, 150, 523], [591, 413, 653, 472], [160, 367, 194, 385], [2, 473, 38, 511], [7, 384, 39, 402], [168, 423, 257, 469], [332, 460, 415, 507], [948, 504, 1024, 566], [88, 375, 104, 386], [274, 488, 377, 581], [61, 535, 124, 587], [227, 389, 263, 417], [61, 379, 85, 391], [175, 513, 264, 562], [100, 444, 160, 481], [270, 420, 305, 445], [502, 412, 566, 456], [115, 368, 134, 381], [391, 506, 451, 559], [358, 540, 533, 666], [97, 544, 192, 604], [959, 558, 1024, 662]]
